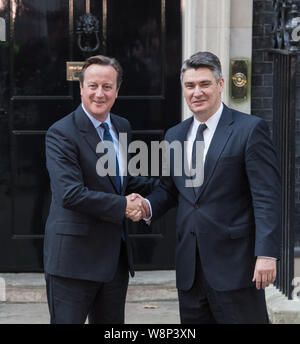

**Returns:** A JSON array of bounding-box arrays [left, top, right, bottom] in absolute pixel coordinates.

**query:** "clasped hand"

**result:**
[[125, 193, 150, 222]]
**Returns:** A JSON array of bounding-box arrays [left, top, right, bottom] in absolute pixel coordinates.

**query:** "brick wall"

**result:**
[[251, 0, 274, 127], [252, 0, 300, 245]]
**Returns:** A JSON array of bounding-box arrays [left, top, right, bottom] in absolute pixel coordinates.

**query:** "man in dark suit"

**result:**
[[44, 55, 153, 324], [129, 51, 281, 323]]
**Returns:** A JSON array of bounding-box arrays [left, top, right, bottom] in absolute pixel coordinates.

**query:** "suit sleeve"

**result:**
[[245, 119, 281, 259], [146, 174, 178, 221], [46, 125, 126, 224], [146, 130, 179, 221]]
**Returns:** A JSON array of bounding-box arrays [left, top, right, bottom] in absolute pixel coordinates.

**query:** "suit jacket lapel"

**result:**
[[74, 105, 101, 155], [195, 105, 234, 201]]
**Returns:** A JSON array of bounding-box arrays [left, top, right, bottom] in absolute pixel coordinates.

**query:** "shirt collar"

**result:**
[[193, 102, 223, 132], [81, 103, 112, 129]]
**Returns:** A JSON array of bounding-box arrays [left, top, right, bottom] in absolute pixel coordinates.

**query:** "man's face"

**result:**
[[80, 64, 119, 121], [182, 67, 224, 121]]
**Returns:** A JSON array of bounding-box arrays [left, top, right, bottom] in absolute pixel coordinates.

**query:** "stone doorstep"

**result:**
[[2, 273, 300, 324], [0, 271, 300, 324], [127, 283, 177, 302], [265, 285, 300, 324], [1, 284, 177, 304], [0, 272, 177, 304], [4, 286, 47, 303]]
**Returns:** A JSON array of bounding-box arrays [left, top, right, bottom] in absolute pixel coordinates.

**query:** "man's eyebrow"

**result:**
[[199, 80, 212, 84], [184, 80, 212, 85]]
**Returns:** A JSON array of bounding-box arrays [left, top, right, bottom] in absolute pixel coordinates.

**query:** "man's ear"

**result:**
[[218, 77, 225, 93]]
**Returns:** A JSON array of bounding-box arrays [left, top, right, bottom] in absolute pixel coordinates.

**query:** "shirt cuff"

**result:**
[[257, 256, 276, 260], [143, 199, 152, 222]]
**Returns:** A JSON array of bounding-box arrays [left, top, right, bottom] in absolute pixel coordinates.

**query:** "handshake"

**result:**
[[125, 193, 151, 223]]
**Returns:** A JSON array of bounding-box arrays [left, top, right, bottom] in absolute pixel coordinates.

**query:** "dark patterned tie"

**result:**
[[100, 122, 121, 193], [191, 123, 207, 193]]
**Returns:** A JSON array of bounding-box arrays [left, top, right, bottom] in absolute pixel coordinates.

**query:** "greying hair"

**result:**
[[181, 51, 222, 82], [79, 55, 123, 89]]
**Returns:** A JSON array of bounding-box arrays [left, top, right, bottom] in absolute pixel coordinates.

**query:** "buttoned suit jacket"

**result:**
[[44, 105, 154, 282], [147, 104, 281, 291]]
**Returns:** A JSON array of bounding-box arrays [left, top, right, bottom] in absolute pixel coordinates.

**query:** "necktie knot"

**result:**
[[100, 122, 110, 133], [195, 123, 207, 141]]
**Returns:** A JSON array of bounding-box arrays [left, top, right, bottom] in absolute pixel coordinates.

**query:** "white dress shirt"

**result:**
[[186, 103, 223, 169]]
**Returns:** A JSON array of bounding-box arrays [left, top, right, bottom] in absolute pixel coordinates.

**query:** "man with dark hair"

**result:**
[[44, 55, 153, 324], [129, 51, 281, 323], [78, 55, 123, 89]]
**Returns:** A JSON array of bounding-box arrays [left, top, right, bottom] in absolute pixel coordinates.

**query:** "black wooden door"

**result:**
[[0, 0, 181, 271]]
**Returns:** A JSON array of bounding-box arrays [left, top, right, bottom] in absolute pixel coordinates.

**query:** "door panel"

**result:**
[[106, 0, 181, 269], [12, 0, 70, 96], [0, 0, 181, 271], [0, 0, 14, 269], [107, 0, 164, 96], [1, 0, 76, 271]]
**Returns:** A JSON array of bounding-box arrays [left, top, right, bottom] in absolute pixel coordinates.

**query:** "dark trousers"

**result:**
[[45, 242, 129, 324], [178, 248, 269, 324]]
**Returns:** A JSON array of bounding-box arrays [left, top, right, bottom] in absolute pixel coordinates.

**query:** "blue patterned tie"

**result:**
[[100, 122, 121, 193]]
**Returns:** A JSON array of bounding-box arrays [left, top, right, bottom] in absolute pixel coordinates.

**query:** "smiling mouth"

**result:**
[[93, 100, 105, 105], [192, 99, 206, 104]]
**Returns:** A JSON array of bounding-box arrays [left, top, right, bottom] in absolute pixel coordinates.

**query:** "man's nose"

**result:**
[[95, 87, 104, 97], [194, 85, 203, 96]]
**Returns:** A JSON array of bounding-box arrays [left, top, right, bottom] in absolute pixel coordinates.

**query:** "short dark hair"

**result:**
[[79, 55, 123, 89], [181, 51, 222, 82]]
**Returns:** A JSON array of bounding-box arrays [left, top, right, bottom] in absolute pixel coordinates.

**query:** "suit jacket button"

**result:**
[[194, 204, 199, 209], [190, 232, 196, 236]]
